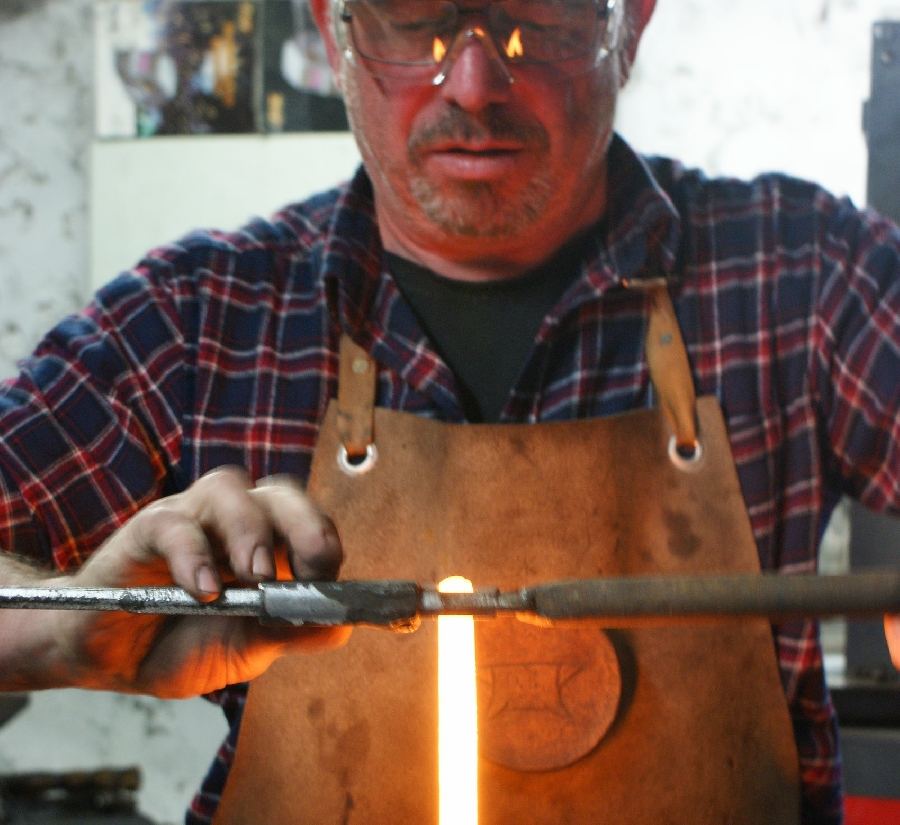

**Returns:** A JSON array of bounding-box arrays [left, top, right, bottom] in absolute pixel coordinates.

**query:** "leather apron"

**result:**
[[213, 286, 800, 825]]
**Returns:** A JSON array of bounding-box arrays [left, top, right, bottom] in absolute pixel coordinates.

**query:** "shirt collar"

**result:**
[[589, 133, 682, 289], [318, 169, 462, 413], [320, 133, 682, 341]]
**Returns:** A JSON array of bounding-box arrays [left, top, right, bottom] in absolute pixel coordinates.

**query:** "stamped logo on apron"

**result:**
[[476, 619, 621, 771]]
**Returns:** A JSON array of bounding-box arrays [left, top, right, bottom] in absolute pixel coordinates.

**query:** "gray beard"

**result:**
[[409, 167, 555, 238], [404, 103, 554, 238]]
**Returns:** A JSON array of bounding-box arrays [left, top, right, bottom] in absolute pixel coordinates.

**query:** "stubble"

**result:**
[[406, 106, 554, 238]]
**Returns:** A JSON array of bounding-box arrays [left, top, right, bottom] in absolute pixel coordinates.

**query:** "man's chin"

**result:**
[[411, 177, 553, 239]]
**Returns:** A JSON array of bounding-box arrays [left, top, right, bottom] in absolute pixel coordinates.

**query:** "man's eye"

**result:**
[[377, 1, 448, 16], [389, 14, 450, 28], [389, 19, 438, 31], [513, 18, 556, 33], [496, 13, 567, 42], [501, 0, 592, 25], [383, 7, 454, 30]]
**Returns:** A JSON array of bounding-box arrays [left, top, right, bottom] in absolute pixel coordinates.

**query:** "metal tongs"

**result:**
[[1, 570, 900, 630]]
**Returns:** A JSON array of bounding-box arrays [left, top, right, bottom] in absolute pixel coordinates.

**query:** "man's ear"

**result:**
[[309, 0, 345, 89], [619, 0, 656, 85], [634, 0, 656, 32]]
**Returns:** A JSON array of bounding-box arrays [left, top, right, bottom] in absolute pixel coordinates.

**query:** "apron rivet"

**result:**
[[668, 435, 704, 472], [659, 333, 673, 346], [352, 357, 370, 375], [337, 442, 378, 476]]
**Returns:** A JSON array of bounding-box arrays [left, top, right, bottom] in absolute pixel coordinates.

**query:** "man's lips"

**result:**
[[419, 141, 530, 179], [423, 139, 525, 154]]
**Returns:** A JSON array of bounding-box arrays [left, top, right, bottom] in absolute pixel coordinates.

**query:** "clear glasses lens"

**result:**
[[342, 0, 617, 76], [347, 0, 459, 66], [489, 0, 606, 63]]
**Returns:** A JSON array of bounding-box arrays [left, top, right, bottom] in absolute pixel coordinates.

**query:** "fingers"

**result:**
[[186, 469, 342, 584], [252, 476, 343, 581], [133, 502, 223, 598], [135, 619, 352, 699], [78, 501, 220, 601], [187, 467, 275, 583], [77, 467, 343, 603]]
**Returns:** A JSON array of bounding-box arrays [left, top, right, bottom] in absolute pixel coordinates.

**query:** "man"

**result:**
[[0, 0, 898, 822]]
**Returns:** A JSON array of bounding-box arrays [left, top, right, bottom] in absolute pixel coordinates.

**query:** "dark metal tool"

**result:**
[[2, 570, 900, 629]]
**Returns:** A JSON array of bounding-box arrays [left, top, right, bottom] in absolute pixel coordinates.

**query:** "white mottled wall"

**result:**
[[0, 0, 93, 378], [618, 0, 900, 206], [1, 0, 900, 822]]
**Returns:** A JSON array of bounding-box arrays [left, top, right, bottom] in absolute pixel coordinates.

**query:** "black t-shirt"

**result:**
[[386, 233, 595, 422]]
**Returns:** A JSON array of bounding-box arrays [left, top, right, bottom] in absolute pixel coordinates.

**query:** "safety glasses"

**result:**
[[339, 0, 622, 84]]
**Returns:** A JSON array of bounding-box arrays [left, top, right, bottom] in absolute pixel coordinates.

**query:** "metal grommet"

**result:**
[[668, 435, 704, 473], [337, 443, 378, 477]]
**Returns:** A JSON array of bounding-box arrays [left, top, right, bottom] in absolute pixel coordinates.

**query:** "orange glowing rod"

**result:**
[[438, 576, 478, 825]]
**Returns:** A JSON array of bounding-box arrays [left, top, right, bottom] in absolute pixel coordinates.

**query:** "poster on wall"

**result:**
[[94, 0, 348, 137], [262, 0, 349, 132]]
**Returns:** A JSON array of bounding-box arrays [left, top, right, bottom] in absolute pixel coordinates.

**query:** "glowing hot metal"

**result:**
[[438, 577, 478, 825]]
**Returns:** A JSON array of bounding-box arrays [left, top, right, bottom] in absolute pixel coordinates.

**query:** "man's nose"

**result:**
[[435, 29, 514, 111]]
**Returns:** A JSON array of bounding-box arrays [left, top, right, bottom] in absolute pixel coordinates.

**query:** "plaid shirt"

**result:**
[[1, 136, 898, 824]]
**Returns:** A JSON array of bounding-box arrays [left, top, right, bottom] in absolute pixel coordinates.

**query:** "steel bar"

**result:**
[[530, 570, 900, 623], [418, 588, 530, 615], [0, 571, 899, 627], [0, 585, 261, 616]]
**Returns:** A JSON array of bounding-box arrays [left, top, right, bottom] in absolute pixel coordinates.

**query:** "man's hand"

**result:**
[[0, 467, 349, 698]]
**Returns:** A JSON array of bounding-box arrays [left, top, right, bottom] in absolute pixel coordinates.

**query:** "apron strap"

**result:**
[[336, 285, 698, 457], [645, 285, 698, 453], [337, 334, 377, 458]]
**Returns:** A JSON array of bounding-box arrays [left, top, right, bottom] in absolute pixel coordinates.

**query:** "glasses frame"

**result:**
[[337, 0, 622, 83]]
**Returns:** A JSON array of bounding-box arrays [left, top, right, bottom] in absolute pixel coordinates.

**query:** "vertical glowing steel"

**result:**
[[438, 576, 478, 825]]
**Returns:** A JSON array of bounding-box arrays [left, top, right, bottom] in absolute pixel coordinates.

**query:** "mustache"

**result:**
[[408, 106, 550, 153]]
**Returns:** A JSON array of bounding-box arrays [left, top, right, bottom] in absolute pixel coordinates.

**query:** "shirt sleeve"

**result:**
[[811, 196, 900, 514], [0, 254, 194, 572]]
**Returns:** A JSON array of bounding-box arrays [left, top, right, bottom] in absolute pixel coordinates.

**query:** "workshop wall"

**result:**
[[0, 3, 228, 824], [1, 0, 899, 823], [618, 0, 900, 206], [0, 0, 92, 380]]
